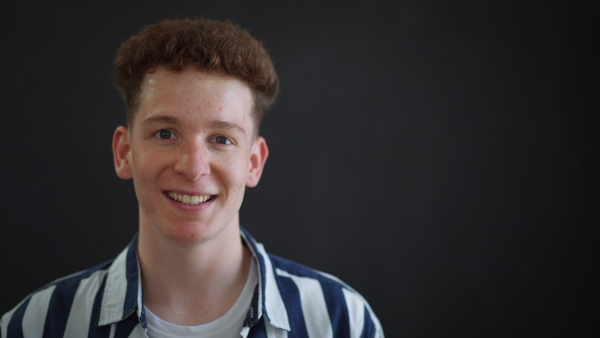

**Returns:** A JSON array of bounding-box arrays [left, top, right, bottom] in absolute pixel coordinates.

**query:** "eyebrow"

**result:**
[[210, 120, 246, 136], [141, 115, 180, 126], [141, 115, 246, 136]]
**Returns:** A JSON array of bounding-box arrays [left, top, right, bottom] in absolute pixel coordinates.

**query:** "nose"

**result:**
[[173, 139, 211, 181]]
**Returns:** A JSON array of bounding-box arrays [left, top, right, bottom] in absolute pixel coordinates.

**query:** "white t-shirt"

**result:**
[[144, 259, 257, 338]]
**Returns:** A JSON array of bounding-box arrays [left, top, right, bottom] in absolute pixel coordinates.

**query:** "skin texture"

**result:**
[[112, 67, 268, 325]]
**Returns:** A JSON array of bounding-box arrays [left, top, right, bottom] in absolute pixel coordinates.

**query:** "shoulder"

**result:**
[[1, 259, 113, 337], [268, 253, 351, 291], [267, 254, 384, 337], [241, 228, 384, 336]]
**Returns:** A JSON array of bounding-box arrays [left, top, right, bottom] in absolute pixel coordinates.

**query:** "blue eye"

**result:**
[[211, 136, 232, 145], [156, 130, 175, 139]]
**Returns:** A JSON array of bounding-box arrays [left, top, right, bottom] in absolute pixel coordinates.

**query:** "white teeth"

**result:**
[[168, 192, 211, 206]]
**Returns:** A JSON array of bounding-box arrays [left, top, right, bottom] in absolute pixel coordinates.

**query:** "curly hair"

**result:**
[[114, 18, 279, 133]]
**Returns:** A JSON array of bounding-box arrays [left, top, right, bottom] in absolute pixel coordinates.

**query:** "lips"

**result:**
[[167, 192, 213, 206]]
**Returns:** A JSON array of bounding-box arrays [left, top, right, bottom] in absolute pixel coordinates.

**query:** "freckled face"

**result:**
[[115, 67, 267, 244]]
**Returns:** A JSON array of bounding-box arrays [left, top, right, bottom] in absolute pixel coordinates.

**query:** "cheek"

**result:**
[[218, 153, 250, 187], [131, 150, 169, 184]]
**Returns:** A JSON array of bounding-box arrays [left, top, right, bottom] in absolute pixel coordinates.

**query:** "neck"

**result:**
[[137, 217, 251, 326]]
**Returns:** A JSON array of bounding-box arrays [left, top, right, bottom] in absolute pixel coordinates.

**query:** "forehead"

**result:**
[[134, 67, 255, 128]]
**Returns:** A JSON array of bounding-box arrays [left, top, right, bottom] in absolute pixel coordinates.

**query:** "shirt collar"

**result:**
[[96, 229, 290, 331], [98, 234, 139, 326], [240, 228, 290, 331]]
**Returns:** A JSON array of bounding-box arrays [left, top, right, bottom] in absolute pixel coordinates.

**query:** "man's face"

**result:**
[[112, 67, 268, 244]]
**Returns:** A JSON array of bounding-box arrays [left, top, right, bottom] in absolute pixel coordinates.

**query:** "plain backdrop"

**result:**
[[1, 1, 595, 336]]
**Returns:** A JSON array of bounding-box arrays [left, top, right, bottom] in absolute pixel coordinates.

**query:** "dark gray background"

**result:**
[[1, 1, 595, 336]]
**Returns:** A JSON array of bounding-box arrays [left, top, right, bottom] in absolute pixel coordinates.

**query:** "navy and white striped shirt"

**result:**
[[1, 228, 383, 337]]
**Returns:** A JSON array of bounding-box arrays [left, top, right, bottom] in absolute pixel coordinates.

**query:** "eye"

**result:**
[[210, 136, 232, 145], [155, 130, 176, 140]]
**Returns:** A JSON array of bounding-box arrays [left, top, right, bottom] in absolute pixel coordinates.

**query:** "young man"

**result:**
[[1, 18, 383, 337]]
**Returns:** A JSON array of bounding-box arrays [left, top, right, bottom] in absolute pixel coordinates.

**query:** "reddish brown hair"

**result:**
[[114, 18, 279, 134]]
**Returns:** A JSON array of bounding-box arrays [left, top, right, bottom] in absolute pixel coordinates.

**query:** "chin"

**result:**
[[163, 227, 212, 244], [159, 221, 227, 245]]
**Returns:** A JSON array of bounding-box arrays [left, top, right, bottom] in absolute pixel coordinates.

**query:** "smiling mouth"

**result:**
[[167, 192, 213, 206]]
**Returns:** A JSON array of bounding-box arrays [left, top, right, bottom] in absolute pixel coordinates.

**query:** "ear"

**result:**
[[246, 136, 269, 187], [112, 126, 133, 179]]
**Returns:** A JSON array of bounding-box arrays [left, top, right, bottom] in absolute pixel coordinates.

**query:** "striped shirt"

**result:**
[[1, 228, 383, 338]]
